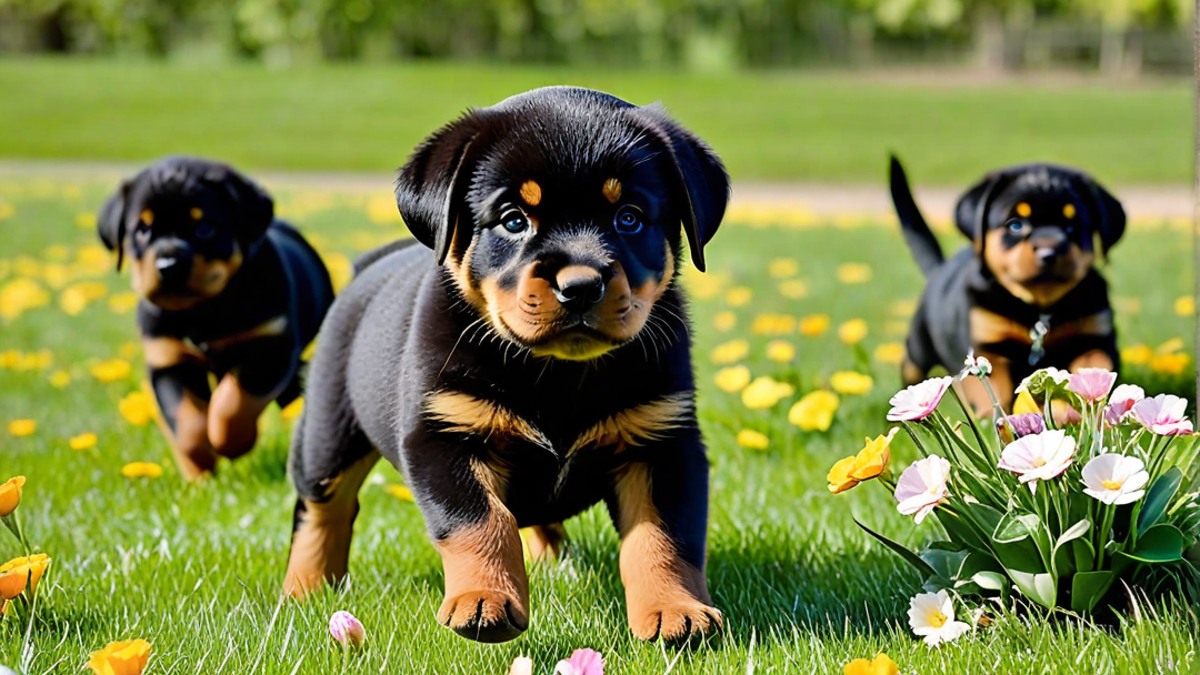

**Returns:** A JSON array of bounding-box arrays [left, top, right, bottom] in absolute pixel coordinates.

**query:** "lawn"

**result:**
[[0, 175, 1195, 674], [0, 57, 1191, 185]]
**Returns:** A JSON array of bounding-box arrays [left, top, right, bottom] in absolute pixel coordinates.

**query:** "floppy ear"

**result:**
[[208, 164, 274, 243], [97, 180, 132, 271], [1077, 174, 1125, 255], [954, 173, 1002, 251], [632, 104, 730, 273], [395, 111, 491, 266]]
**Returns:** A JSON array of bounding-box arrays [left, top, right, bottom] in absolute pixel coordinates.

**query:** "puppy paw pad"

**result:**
[[437, 590, 527, 643], [630, 602, 723, 642]]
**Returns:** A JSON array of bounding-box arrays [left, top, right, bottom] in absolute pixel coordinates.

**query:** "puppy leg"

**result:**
[[958, 350, 1013, 417], [521, 523, 567, 562], [208, 374, 272, 459], [1069, 349, 1114, 372], [612, 437, 721, 642], [145, 338, 216, 480]]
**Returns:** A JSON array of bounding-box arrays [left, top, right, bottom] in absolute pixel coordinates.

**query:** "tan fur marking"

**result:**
[[983, 228, 1093, 308], [970, 308, 1113, 348], [208, 374, 272, 459], [522, 523, 567, 562], [425, 391, 550, 448], [569, 393, 693, 454], [615, 463, 720, 641], [1016, 202, 1032, 218], [603, 178, 622, 204], [956, 350, 1013, 417], [139, 209, 154, 226], [519, 180, 542, 207], [162, 389, 217, 481], [1063, 204, 1076, 219], [202, 315, 288, 352], [142, 336, 205, 369], [1069, 349, 1114, 372], [190, 207, 204, 220], [284, 450, 381, 598]]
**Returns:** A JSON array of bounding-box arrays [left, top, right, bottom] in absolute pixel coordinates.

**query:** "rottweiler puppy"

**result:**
[[283, 87, 729, 644], [889, 156, 1125, 415], [98, 156, 335, 480]]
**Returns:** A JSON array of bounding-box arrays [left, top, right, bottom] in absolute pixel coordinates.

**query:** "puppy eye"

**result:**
[[1006, 220, 1026, 234], [195, 222, 216, 239], [614, 206, 644, 235], [499, 210, 529, 235], [134, 224, 151, 245]]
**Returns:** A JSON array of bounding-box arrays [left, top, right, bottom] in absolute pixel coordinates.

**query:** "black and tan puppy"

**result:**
[[284, 87, 728, 644], [889, 156, 1125, 415], [98, 156, 334, 479]]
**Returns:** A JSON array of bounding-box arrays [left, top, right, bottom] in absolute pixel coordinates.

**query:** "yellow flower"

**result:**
[[1121, 343, 1153, 366], [70, 432, 98, 451], [838, 319, 869, 345], [827, 456, 860, 494], [0, 554, 51, 599], [1151, 352, 1189, 375], [1013, 390, 1039, 415], [108, 292, 140, 315], [75, 245, 112, 277], [48, 370, 72, 388], [366, 195, 404, 224], [714, 366, 752, 393], [844, 653, 899, 675], [830, 371, 873, 395], [890, 299, 917, 317], [323, 252, 353, 293], [1175, 296, 1195, 316], [849, 428, 898, 481], [90, 359, 133, 383], [874, 342, 906, 365], [59, 281, 108, 316], [121, 462, 163, 479], [712, 311, 737, 332], [710, 339, 750, 365], [736, 429, 770, 451], [1157, 337, 1185, 355], [788, 391, 840, 431], [75, 212, 98, 229], [765, 340, 796, 363], [0, 350, 19, 368], [751, 313, 796, 335], [87, 639, 152, 675], [8, 419, 36, 437], [798, 314, 831, 336], [767, 258, 800, 278], [778, 279, 808, 299], [836, 263, 872, 285], [725, 286, 753, 307], [0, 277, 51, 320], [120, 342, 139, 360], [682, 270, 729, 300], [741, 377, 795, 409], [118, 392, 156, 426], [280, 397, 304, 421], [0, 476, 26, 518], [386, 484, 414, 501]]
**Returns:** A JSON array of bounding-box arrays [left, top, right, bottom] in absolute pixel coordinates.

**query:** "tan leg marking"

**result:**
[[284, 450, 380, 598], [208, 374, 271, 459], [434, 460, 529, 643], [616, 464, 721, 642], [1069, 349, 1114, 372], [143, 337, 215, 481], [957, 351, 1013, 418], [522, 523, 567, 562]]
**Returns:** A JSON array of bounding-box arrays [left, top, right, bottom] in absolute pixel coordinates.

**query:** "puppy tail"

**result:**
[[889, 155, 944, 278]]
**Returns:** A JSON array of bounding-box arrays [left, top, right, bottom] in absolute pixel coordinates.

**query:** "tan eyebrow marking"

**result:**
[[1016, 203, 1032, 218], [519, 180, 542, 207], [602, 178, 622, 204], [139, 210, 154, 226], [190, 207, 204, 220], [1063, 204, 1076, 219]]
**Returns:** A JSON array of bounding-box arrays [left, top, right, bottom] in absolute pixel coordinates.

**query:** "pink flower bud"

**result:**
[[329, 610, 365, 647]]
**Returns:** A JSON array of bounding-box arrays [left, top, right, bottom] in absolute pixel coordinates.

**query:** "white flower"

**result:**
[[1104, 384, 1145, 426], [1081, 453, 1150, 505], [1131, 394, 1194, 436], [887, 376, 953, 422], [908, 589, 971, 646], [894, 455, 951, 524], [960, 349, 993, 379], [1014, 367, 1070, 396], [998, 429, 1075, 492]]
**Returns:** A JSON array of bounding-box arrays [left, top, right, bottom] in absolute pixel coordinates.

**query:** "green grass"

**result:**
[[0, 57, 1191, 184], [0, 178, 1196, 674]]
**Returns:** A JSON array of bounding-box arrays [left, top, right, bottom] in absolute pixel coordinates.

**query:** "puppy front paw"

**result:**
[[437, 589, 528, 643], [628, 599, 723, 642]]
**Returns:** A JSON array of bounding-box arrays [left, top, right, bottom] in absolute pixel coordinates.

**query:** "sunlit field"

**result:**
[[0, 177, 1195, 673]]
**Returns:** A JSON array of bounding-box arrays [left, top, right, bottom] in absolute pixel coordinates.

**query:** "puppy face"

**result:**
[[396, 87, 729, 361], [97, 157, 274, 311], [956, 165, 1125, 309]]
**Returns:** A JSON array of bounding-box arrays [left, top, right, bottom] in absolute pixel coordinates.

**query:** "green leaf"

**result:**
[[994, 512, 1053, 571], [960, 501, 1004, 535], [1072, 538, 1096, 574], [936, 510, 988, 551], [1071, 570, 1115, 614], [1137, 468, 1183, 537], [921, 548, 969, 583], [1009, 569, 1057, 609], [994, 512, 1032, 544], [1120, 524, 1186, 563], [971, 571, 1009, 591], [855, 519, 941, 580], [1051, 519, 1091, 580]]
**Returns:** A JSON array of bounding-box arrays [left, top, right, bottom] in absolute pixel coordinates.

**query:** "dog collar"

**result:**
[[1028, 313, 1051, 366]]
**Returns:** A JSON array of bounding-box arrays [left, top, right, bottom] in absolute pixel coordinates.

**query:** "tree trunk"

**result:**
[[973, 6, 1005, 72], [1099, 28, 1126, 75]]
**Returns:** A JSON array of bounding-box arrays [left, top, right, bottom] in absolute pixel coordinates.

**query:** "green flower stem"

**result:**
[[901, 422, 930, 457], [948, 385, 991, 457], [978, 374, 1012, 433]]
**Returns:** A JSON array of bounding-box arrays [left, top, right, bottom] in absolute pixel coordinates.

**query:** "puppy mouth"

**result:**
[[495, 310, 632, 360]]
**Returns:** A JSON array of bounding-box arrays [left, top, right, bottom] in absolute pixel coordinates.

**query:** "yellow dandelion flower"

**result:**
[[1156, 337, 1185, 355], [798, 314, 831, 336], [87, 639, 151, 675], [1121, 344, 1153, 366], [682, 270, 729, 300], [741, 376, 795, 409], [710, 339, 750, 365], [48, 370, 71, 388], [830, 371, 873, 395], [736, 429, 770, 451], [838, 319, 869, 345], [1151, 352, 1189, 375], [778, 279, 808, 299], [108, 292, 140, 315], [767, 258, 800, 278], [751, 313, 796, 335], [118, 391, 156, 426], [0, 554, 50, 599], [0, 203, 14, 220], [280, 397, 304, 421], [714, 366, 752, 393], [844, 653, 899, 675], [836, 263, 872, 285], [74, 245, 112, 277], [712, 311, 737, 332], [121, 462, 163, 479], [60, 280, 108, 315], [0, 350, 20, 368], [765, 340, 796, 363], [1175, 296, 1195, 316], [70, 432, 98, 451], [0, 277, 51, 320], [725, 286, 753, 307], [788, 391, 840, 431], [7, 419, 35, 437], [90, 359, 132, 383], [386, 484, 415, 501], [874, 342, 906, 365]]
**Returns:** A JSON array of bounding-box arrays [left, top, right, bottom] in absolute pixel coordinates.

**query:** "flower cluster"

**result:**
[[834, 362, 1200, 644]]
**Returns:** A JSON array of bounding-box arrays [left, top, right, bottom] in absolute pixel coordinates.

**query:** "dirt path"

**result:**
[[0, 159, 1190, 225]]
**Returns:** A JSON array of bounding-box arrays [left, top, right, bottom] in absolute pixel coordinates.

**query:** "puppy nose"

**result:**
[[553, 265, 606, 313], [155, 253, 192, 286], [1036, 247, 1059, 265]]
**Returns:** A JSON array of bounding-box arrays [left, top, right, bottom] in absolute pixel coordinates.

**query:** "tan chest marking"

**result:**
[[969, 308, 1113, 348], [425, 391, 551, 448], [569, 393, 693, 455]]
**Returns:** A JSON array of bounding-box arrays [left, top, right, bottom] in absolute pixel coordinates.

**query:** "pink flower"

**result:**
[[1067, 368, 1117, 401], [887, 376, 953, 422], [510, 657, 534, 675], [1104, 384, 1145, 426], [554, 649, 604, 675], [894, 456, 951, 524], [998, 429, 1075, 490], [1006, 412, 1045, 439], [1131, 394, 1194, 436], [329, 610, 365, 647]]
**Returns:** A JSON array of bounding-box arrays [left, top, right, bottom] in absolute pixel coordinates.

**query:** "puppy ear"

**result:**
[[395, 111, 490, 266], [954, 174, 999, 250], [1077, 175, 1125, 254], [633, 104, 730, 273], [211, 165, 274, 242], [97, 180, 132, 271]]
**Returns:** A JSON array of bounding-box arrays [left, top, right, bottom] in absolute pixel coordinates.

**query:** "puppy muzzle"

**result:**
[[154, 240, 194, 289], [552, 265, 612, 314]]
